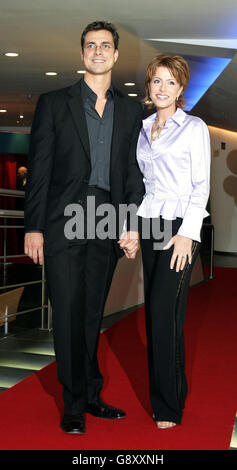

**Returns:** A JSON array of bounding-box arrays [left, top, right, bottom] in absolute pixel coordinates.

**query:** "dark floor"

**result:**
[[0, 251, 236, 448]]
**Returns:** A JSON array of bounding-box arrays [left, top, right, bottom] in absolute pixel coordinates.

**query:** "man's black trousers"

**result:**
[[45, 187, 118, 415]]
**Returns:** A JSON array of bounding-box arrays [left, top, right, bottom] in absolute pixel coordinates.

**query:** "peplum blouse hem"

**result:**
[[136, 194, 209, 220], [136, 195, 209, 242]]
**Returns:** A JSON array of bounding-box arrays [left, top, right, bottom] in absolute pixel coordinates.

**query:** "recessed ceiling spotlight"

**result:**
[[0, 109, 7, 113], [128, 93, 138, 97], [4, 52, 19, 57], [45, 72, 58, 76], [76, 70, 86, 74], [124, 82, 135, 86]]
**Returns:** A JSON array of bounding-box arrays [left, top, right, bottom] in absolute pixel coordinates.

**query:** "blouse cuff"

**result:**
[[177, 206, 208, 242]]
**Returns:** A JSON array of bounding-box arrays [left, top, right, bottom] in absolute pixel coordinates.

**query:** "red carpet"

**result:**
[[0, 266, 236, 450]]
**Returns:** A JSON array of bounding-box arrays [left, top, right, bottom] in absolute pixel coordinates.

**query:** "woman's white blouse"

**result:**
[[136, 108, 211, 242]]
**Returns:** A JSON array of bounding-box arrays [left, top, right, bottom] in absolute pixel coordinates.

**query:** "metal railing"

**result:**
[[0, 188, 52, 333]]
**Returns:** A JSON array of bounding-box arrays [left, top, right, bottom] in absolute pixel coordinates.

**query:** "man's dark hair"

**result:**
[[81, 20, 119, 50]]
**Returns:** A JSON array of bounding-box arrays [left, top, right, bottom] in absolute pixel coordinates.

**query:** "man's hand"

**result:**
[[163, 234, 193, 271], [118, 231, 140, 259], [24, 233, 44, 265]]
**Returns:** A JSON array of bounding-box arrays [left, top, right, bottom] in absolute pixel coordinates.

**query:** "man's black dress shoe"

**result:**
[[60, 413, 86, 434], [86, 398, 126, 420]]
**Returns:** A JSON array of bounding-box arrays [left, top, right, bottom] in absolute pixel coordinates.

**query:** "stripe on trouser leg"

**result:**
[[174, 241, 199, 402]]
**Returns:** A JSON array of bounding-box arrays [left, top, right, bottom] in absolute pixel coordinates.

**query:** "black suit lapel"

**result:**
[[110, 90, 124, 172], [68, 80, 90, 161]]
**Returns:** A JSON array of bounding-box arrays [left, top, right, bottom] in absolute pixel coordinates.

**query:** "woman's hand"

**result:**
[[163, 234, 193, 271]]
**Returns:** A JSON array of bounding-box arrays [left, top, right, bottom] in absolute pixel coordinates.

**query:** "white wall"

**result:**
[[209, 126, 237, 253]]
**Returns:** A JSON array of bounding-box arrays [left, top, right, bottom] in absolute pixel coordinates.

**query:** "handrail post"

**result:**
[[41, 261, 46, 329], [4, 305, 8, 336], [3, 217, 7, 268], [47, 299, 52, 331]]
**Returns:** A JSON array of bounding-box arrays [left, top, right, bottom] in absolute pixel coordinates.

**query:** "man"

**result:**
[[24, 21, 144, 435], [16, 166, 27, 191]]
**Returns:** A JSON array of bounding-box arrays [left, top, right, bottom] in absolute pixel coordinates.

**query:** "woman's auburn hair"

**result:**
[[144, 53, 190, 109]]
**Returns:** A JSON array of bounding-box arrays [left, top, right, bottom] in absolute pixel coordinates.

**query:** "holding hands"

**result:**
[[118, 231, 140, 259]]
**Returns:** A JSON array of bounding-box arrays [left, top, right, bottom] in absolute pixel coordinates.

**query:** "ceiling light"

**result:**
[[20, 115, 24, 119], [4, 52, 19, 57], [45, 72, 58, 76], [76, 70, 86, 74], [124, 82, 135, 86], [128, 93, 138, 97], [0, 109, 7, 113]]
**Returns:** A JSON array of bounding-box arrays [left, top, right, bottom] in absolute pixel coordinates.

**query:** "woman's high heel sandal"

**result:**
[[156, 421, 176, 429], [152, 414, 176, 429]]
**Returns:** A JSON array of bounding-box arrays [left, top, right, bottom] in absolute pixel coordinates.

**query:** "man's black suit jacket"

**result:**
[[24, 79, 145, 258]]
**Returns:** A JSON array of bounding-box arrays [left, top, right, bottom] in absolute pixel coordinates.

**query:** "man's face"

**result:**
[[81, 29, 118, 76], [17, 167, 27, 178]]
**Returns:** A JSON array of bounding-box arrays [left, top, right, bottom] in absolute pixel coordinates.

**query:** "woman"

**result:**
[[137, 54, 210, 429]]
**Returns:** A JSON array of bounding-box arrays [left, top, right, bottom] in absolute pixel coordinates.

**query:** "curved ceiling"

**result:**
[[0, 0, 237, 130]]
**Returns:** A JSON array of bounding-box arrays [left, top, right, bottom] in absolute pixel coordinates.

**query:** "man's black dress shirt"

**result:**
[[81, 78, 114, 192]]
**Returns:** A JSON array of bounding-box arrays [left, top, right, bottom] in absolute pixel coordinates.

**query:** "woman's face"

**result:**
[[149, 66, 183, 113]]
